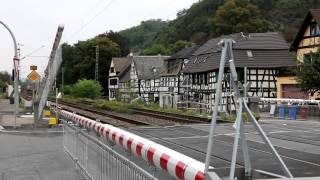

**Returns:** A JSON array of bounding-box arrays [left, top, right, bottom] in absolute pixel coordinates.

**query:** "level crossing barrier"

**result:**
[[60, 109, 220, 180], [260, 98, 320, 120], [63, 119, 157, 180]]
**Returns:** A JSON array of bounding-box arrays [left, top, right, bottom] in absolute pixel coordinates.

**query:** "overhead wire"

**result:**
[[66, 0, 116, 43], [65, 0, 105, 38]]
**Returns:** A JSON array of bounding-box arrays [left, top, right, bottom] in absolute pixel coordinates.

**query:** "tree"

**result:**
[[58, 36, 121, 96], [99, 31, 130, 56], [169, 40, 191, 53], [0, 71, 11, 90], [119, 19, 168, 51], [211, 0, 274, 35], [296, 53, 320, 96], [72, 79, 102, 99], [143, 44, 170, 55]]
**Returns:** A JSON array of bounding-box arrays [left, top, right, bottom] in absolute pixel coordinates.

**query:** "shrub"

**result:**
[[72, 79, 102, 99], [62, 85, 72, 95]]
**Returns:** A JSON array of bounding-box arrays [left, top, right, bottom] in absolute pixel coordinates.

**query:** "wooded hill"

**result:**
[[119, 0, 320, 55]]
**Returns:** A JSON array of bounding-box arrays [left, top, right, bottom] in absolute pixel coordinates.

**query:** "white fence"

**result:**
[[63, 121, 157, 180]]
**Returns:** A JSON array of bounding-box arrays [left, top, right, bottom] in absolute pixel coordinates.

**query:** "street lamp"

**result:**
[[0, 20, 19, 128], [152, 66, 157, 102]]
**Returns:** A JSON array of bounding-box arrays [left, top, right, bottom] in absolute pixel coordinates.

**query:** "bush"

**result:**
[[62, 85, 72, 95], [72, 79, 102, 99]]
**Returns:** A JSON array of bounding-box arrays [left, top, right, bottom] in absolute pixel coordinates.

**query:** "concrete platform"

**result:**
[[128, 119, 320, 178], [0, 128, 84, 180]]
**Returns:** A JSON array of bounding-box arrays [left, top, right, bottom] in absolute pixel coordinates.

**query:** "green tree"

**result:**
[[119, 19, 168, 51], [296, 53, 320, 96], [211, 0, 274, 35], [169, 40, 191, 53], [0, 71, 11, 90], [143, 44, 170, 55], [58, 36, 121, 95], [99, 31, 130, 56], [72, 79, 102, 99]]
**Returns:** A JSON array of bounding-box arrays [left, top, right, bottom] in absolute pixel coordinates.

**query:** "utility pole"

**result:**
[[61, 67, 64, 95], [94, 45, 99, 81], [0, 20, 19, 128]]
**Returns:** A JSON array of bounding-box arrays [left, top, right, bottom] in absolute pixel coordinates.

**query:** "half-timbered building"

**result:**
[[183, 32, 296, 113], [159, 45, 200, 108], [130, 56, 169, 103], [108, 57, 131, 100], [277, 9, 320, 100]]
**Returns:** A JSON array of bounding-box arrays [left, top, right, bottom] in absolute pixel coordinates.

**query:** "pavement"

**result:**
[[128, 119, 320, 178], [0, 99, 84, 180], [0, 99, 34, 127], [0, 128, 85, 180]]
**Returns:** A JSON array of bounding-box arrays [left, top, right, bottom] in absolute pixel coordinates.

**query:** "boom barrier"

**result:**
[[63, 121, 156, 180], [60, 109, 220, 180]]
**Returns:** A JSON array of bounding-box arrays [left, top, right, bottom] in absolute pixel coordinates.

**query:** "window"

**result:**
[[304, 53, 313, 62], [310, 23, 320, 36], [110, 67, 115, 73], [110, 78, 118, 85]]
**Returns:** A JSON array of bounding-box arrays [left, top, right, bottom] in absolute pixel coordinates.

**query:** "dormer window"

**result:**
[[310, 23, 320, 36], [247, 50, 253, 58], [110, 67, 115, 73]]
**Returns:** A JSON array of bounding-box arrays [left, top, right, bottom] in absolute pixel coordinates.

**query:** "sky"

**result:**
[[0, 0, 198, 78]]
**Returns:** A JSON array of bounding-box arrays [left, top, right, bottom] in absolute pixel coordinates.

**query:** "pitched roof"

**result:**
[[111, 57, 131, 82], [183, 32, 296, 73], [291, 9, 320, 51], [112, 57, 131, 73], [167, 45, 200, 60], [133, 56, 169, 80], [160, 45, 200, 76]]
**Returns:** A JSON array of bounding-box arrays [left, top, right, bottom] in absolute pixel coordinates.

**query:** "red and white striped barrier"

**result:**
[[261, 98, 320, 104], [59, 110, 219, 180]]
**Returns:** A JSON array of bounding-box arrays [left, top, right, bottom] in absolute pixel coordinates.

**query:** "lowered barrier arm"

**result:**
[[59, 109, 221, 180]]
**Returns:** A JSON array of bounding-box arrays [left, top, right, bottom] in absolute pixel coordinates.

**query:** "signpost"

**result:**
[[28, 66, 40, 119], [27, 70, 40, 82]]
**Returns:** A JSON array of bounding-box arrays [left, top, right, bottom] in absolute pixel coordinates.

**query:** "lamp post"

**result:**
[[152, 67, 157, 103], [0, 20, 19, 128]]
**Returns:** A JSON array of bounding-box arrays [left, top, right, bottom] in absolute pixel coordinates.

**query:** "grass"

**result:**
[[0, 93, 7, 99], [220, 112, 260, 122], [60, 96, 209, 118]]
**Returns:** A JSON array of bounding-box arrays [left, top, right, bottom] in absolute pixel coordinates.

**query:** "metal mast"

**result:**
[[0, 20, 19, 128], [204, 39, 293, 180], [95, 45, 99, 81]]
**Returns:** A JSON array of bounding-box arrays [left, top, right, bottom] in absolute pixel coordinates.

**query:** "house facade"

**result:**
[[277, 9, 320, 100], [108, 55, 169, 103], [182, 32, 296, 113], [130, 56, 169, 103], [108, 57, 131, 100], [159, 45, 200, 108]]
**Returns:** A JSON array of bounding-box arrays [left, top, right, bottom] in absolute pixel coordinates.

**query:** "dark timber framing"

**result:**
[[183, 32, 296, 113]]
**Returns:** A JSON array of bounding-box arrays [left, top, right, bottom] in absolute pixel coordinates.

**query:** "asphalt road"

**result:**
[[128, 119, 320, 178]]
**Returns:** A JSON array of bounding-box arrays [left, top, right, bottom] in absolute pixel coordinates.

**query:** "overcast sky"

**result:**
[[0, 0, 198, 78]]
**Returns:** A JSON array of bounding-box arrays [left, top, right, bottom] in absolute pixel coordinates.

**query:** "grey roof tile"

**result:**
[[133, 56, 169, 80], [183, 32, 296, 73]]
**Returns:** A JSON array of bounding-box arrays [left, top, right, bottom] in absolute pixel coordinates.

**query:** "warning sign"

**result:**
[[27, 70, 40, 81]]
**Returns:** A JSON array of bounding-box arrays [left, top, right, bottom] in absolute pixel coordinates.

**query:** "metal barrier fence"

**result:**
[[63, 121, 157, 180]]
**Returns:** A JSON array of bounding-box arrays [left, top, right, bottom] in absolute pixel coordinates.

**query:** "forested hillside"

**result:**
[[59, 0, 320, 95], [120, 0, 320, 55]]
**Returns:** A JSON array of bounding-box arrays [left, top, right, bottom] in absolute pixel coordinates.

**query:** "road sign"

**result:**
[[27, 70, 40, 81], [30, 65, 37, 70]]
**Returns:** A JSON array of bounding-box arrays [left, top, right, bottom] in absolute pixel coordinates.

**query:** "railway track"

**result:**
[[57, 100, 152, 127], [132, 108, 211, 123], [54, 99, 213, 127]]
